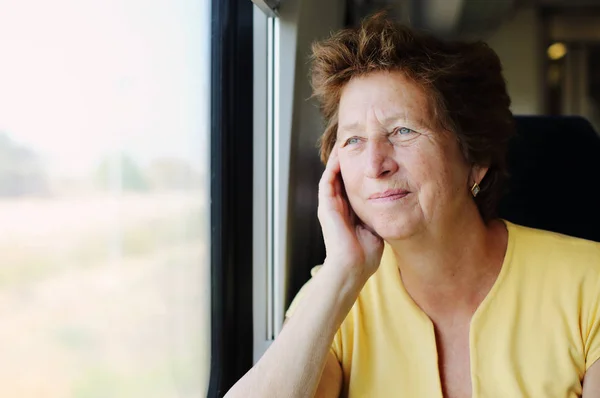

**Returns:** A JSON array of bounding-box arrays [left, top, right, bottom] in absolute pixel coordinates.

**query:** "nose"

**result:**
[[364, 138, 399, 179]]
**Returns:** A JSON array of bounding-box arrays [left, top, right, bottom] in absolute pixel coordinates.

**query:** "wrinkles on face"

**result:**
[[337, 70, 471, 240]]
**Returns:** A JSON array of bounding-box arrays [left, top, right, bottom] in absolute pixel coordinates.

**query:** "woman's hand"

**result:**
[[318, 147, 384, 282]]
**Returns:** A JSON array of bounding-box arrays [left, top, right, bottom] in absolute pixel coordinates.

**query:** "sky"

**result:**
[[0, 0, 210, 178]]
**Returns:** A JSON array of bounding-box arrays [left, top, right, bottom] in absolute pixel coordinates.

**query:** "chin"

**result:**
[[370, 213, 422, 241]]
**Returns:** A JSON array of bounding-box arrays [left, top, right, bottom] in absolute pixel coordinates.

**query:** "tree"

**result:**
[[94, 153, 149, 192], [0, 132, 49, 197]]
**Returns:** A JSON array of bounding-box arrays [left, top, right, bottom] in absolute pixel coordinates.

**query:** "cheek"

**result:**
[[413, 144, 468, 199], [339, 157, 363, 194]]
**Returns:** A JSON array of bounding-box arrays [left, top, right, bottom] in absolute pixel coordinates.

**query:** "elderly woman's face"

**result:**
[[337, 70, 473, 239]]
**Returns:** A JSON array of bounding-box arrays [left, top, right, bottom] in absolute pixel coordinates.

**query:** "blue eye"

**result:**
[[391, 127, 419, 142], [346, 137, 360, 145]]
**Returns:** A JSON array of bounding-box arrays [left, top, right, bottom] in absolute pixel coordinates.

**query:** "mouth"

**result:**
[[368, 189, 410, 202]]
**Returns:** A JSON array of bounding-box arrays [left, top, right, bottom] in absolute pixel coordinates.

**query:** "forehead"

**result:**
[[337, 70, 433, 127]]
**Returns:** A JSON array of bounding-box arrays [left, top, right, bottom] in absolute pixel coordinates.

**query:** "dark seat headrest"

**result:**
[[498, 115, 600, 242]]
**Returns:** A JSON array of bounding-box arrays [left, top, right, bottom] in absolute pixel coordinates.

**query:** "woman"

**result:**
[[226, 13, 600, 398]]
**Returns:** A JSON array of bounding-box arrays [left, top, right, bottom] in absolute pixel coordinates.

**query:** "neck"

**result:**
[[387, 209, 507, 314]]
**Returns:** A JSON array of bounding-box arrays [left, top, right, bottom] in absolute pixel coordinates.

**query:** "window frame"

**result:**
[[208, 0, 255, 395]]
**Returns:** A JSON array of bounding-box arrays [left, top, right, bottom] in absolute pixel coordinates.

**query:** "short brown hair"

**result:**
[[311, 13, 514, 222]]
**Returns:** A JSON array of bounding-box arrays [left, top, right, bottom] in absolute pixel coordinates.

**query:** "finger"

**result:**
[[334, 171, 344, 198], [348, 203, 358, 226], [318, 147, 340, 198]]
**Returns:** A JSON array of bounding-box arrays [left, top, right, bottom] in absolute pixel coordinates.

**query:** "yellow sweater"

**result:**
[[286, 221, 600, 397]]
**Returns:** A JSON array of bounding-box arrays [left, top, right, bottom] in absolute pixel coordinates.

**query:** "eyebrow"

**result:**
[[338, 114, 430, 134]]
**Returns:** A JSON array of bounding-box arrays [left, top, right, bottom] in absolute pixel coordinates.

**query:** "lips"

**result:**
[[369, 189, 410, 201]]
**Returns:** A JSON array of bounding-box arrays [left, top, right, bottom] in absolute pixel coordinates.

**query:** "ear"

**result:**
[[470, 164, 489, 186]]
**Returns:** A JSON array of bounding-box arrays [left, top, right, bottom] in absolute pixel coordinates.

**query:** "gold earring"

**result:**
[[471, 182, 480, 197]]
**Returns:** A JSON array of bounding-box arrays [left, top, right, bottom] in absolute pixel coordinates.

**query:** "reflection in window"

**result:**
[[0, 0, 210, 396]]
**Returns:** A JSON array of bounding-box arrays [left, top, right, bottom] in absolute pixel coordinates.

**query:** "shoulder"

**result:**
[[508, 221, 600, 276], [505, 221, 600, 321], [285, 265, 323, 319]]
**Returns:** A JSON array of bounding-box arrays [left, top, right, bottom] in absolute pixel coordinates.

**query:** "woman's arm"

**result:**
[[583, 359, 600, 397], [225, 147, 383, 398], [225, 261, 361, 398]]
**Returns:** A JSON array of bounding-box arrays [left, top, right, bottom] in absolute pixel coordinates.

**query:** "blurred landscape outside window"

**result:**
[[0, 0, 210, 397]]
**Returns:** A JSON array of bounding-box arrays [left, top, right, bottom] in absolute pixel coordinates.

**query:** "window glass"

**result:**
[[0, 0, 210, 396]]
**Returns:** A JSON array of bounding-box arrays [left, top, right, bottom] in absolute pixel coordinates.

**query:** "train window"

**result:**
[[252, 2, 278, 362], [0, 0, 210, 396]]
